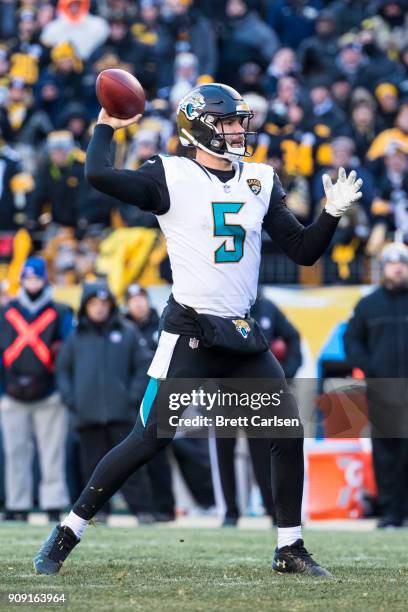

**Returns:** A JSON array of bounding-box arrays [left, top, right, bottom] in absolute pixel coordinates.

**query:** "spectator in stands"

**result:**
[[335, 36, 368, 88], [162, 0, 218, 82], [125, 283, 175, 522], [367, 146, 408, 255], [329, 0, 371, 35], [90, 10, 142, 68], [298, 9, 339, 70], [216, 291, 302, 526], [252, 291, 302, 378], [376, 0, 408, 54], [125, 283, 159, 352], [344, 242, 408, 528], [266, 0, 321, 50], [131, 0, 175, 92], [0, 144, 34, 232], [57, 281, 153, 522], [5, 77, 53, 148], [330, 72, 353, 115], [350, 100, 378, 161], [261, 47, 298, 98], [35, 42, 84, 119], [218, 0, 278, 89], [27, 129, 113, 234], [8, 8, 49, 81], [0, 256, 72, 522], [89, 9, 156, 92], [40, 0, 109, 60], [375, 82, 400, 130], [309, 76, 350, 137], [37, 3, 56, 32], [366, 102, 408, 162], [59, 102, 89, 148]]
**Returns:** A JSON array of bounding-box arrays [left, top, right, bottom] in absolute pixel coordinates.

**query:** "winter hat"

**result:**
[[380, 243, 408, 266], [21, 256, 48, 281]]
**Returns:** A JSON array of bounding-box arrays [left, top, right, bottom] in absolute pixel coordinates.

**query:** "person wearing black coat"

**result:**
[[0, 145, 27, 232], [344, 243, 408, 528], [57, 281, 154, 521], [125, 284, 160, 353], [124, 283, 175, 521], [216, 292, 302, 526], [251, 294, 302, 378]]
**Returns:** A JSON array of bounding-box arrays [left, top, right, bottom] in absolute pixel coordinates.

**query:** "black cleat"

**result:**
[[33, 525, 80, 575], [272, 539, 332, 577]]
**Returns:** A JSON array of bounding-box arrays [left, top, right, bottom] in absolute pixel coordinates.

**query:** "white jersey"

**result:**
[[157, 156, 275, 317]]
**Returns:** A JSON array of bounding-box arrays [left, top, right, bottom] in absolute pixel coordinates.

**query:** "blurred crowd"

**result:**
[[0, 0, 408, 288]]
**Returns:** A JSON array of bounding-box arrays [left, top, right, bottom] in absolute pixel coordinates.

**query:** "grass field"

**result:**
[[1, 524, 408, 612]]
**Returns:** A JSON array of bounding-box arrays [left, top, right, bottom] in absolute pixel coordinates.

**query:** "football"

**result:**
[[95, 69, 146, 120]]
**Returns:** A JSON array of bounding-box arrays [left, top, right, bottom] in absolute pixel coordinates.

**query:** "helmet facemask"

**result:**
[[180, 111, 255, 162]]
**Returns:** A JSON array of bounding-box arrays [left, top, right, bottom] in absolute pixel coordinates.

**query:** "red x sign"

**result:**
[[3, 307, 57, 370]]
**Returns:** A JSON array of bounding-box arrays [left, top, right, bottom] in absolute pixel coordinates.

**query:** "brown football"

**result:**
[[96, 69, 146, 119]]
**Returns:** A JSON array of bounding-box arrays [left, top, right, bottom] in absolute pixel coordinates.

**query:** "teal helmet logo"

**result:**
[[179, 92, 206, 120]]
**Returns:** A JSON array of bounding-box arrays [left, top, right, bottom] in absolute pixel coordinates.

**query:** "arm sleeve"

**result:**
[[263, 174, 340, 266], [343, 302, 370, 374], [85, 124, 170, 215]]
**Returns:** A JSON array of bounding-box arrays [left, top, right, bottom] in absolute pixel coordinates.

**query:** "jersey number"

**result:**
[[212, 202, 245, 263]]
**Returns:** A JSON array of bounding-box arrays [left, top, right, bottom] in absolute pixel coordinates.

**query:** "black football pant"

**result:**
[[216, 436, 275, 521], [371, 437, 408, 522], [73, 336, 304, 527]]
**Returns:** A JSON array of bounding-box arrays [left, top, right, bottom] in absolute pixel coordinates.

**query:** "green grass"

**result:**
[[0, 525, 408, 612]]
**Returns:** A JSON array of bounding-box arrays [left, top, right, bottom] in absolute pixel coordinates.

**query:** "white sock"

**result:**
[[277, 526, 302, 549], [61, 511, 88, 539]]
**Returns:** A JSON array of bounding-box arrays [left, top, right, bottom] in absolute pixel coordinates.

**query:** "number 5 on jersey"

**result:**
[[212, 202, 246, 263]]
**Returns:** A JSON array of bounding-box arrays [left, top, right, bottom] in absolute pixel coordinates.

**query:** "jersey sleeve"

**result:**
[[85, 124, 170, 215], [263, 173, 339, 266]]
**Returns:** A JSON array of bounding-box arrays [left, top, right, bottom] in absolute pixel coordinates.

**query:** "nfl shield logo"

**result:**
[[189, 337, 200, 349]]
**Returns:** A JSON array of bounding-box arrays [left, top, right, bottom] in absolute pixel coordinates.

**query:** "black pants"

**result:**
[[371, 437, 408, 522], [145, 449, 175, 518], [216, 436, 274, 520], [77, 421, 153, 515], [73, 336, 304, 527]]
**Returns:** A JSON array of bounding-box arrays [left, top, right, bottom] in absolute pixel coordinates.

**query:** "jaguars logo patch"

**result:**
[[247, 178, 261, 195], [232, 319, 251, 339], [178, 92, 206, 120]]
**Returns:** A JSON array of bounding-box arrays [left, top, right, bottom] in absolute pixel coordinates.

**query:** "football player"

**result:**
[[34, 84, 362, 577]]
